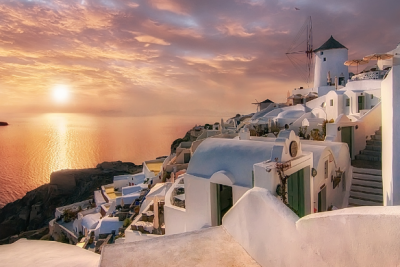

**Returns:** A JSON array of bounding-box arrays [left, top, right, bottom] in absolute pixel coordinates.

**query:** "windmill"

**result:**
[[285, 16, 313, 87], [253, 99, 260, 112]]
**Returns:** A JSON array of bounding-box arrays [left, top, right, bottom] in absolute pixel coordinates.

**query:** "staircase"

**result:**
[[354, 127, 382, 162], [348, 167, 383, 206]]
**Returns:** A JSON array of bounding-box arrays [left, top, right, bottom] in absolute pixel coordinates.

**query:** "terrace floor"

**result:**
[[100, 226, 260, 267], [146, 162, 163, 175]]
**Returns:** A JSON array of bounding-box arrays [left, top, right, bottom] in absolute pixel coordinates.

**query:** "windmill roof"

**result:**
[[252, 99, 274, 105], [314, 36, 347, 52]]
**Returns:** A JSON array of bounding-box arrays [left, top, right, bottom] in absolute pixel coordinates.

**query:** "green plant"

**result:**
[[123, 218, 132, 228], [310, 129, 325, 141], [270, 125, 281, 137], [298, 126, 308, 138]]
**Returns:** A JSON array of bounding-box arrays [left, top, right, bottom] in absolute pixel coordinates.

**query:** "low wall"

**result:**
[[53, 222, 79, 245], [223, 187, 400, 267]]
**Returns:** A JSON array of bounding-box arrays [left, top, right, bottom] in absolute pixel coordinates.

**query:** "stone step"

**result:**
[[351, 185, 383, 195], [366, 139, 382, 146], [371, 134, 381, 140], [348, 197, 382, 206], [360, 150, 381, 156], [352, 173, 382, 182], [365, 145, 381, 151], [355, 154, 381, 162], [352, 178, 383, 189], [353, 167, 382, 176], [350, 191, 383, 202], [366, 140, 382, 146]]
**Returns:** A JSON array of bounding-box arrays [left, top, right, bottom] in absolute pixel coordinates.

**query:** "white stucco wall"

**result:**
[[124, 229, 161, 243], [382, 65, 400, 205], [223, 187, 400, 267], [314, 48, 348, 88]]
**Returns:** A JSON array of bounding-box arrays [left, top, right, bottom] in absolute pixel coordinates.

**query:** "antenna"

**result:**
[[255, 99, 260, 112], [286, 16, 314, 87]]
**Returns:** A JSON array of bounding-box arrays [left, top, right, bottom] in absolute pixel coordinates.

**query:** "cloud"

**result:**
[[134, 35, 171, 45], [0, 0, 399, 116], [216, 22, 254, 37], [148, 0, 188, 15]]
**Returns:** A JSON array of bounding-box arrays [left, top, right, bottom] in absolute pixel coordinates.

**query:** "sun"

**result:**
[[52, 85, 70, 103]]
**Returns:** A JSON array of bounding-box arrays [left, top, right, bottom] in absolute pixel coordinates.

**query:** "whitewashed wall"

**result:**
[[223, 187, 400, 267], [314, 48, 348, 88], [382, 65, 400, 205]]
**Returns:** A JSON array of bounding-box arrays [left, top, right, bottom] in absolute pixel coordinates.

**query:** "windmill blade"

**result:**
[[286, 16, 314, 86]]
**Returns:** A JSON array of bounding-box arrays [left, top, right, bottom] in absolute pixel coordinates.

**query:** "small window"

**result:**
[[323, 57, 326, 61], [346, 99, 350, 106], [320, 51, 324, 55], [330, 99, 333, 106], [324, 160, 328, 179], [371, 94, 374, 99]]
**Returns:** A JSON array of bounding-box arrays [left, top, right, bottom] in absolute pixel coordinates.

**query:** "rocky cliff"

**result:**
[[0, 161, 142, 244]]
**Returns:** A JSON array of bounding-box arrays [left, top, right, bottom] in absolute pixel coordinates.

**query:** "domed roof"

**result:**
[[314, 36, 347, 52]]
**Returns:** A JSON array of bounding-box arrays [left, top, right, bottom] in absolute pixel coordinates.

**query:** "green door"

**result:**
[[318, 186, 326, 212], [358, 96, 364, 112], [216, 184, 233, 225], [341, 127, 353, 158], [288, 169, 305, 217]]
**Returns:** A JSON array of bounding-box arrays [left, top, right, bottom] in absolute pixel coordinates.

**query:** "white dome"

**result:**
[[276, 109, 305, 119]]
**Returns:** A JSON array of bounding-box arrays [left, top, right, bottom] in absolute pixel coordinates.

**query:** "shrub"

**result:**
[[123, 218, 132, 228]]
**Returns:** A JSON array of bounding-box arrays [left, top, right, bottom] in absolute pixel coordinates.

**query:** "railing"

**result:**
[[351, 70, 388, 81]]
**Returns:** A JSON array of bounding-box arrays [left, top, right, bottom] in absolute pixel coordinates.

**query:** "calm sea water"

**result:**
[[0, 113, 219, 207]]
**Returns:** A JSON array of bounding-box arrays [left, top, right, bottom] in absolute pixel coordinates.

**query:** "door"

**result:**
[[358, 96, 365, 112], [287, 169, 305, 217], [341, 126, 353, 158], [318, 186, 327, 212], [216, 184, 233, 225], [183, 153, 191, 163]]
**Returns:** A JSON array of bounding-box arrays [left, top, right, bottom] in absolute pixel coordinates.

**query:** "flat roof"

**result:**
[[100, 226, 260, 267], [145, 162, 163, 175]]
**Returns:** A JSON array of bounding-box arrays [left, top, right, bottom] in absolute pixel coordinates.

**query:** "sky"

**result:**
[[0, 0, 399, 117]]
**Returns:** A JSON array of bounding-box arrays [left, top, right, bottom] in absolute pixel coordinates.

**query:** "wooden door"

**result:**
[[288, 169, 305, 217]]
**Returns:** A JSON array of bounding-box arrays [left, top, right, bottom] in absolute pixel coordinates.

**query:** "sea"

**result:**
[[0, 113, 220, 208]]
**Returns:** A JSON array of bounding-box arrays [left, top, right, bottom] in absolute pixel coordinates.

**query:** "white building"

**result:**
[[164, 130, 351, 235]]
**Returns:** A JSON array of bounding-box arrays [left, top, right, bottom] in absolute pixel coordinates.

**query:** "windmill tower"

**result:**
[[313, 36, 348, 88]]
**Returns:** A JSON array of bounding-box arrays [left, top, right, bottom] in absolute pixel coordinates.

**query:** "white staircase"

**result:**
[[348, 167, 383, 207]]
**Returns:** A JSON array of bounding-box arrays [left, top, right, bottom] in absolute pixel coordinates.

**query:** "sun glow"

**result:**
[[52, 85, 70, 103]]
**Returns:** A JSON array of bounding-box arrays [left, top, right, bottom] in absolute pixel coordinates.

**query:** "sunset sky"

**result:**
[[0, 0, 399, 117]]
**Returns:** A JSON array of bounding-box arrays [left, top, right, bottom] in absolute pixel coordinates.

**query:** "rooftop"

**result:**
[[314, 35, 347, 52], [145, 161, 163, 175], [100, 226, 260, 267], [0, 239, 99, 267]]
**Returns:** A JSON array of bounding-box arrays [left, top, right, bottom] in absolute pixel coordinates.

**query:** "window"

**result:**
[[323, 57, 326, 61], [346, 99, 350, 106], [330, 99, 333, 106], [371, 94, 374, 99], [320, 51, 324, 55], [324, 160, 328, 179]]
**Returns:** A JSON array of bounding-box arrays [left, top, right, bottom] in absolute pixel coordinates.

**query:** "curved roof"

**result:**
[[187, 138, 274, 187], [276, 109, 305, 119], [314, 36, 347, 52], [95, 217, 123, 235], [82, 213, 101, 230]]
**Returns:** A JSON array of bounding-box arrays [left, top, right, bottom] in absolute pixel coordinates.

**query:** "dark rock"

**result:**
[[0, 161, 142, 243]]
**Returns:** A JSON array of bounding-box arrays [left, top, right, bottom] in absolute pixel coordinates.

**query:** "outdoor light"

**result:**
[[332, 168, 343, 189], [337, 126, 341, 131], [355, 125, 359, 129]]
